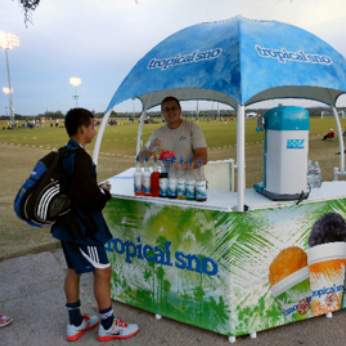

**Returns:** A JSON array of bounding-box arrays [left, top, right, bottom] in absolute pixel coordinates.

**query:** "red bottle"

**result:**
[[151, 155, 160, 197]]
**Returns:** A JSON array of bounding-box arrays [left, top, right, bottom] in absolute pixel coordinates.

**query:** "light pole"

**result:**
[[0, 31, 20, 129], [2, 87, 13, 118], [69, 77, 82, 107]]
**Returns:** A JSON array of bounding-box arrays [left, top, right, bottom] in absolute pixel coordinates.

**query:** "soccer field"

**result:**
[[0, 117, 345, 260], [0, 116, 344, 152]]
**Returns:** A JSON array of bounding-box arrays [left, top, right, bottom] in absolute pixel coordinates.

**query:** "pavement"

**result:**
[[1, 249, 346, 346]]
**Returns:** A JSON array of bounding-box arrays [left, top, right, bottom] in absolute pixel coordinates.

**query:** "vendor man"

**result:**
[[139, 96, 208, 168]]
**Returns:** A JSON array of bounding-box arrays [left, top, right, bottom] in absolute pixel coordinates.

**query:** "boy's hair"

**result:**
[[161, 96, 181, 110], [65, 108, 94, 137]]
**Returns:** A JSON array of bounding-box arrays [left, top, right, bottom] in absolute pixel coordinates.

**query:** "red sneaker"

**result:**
[[97, 317, 139, 341], [0, 314, 13, 327], [66, 314, 99, 341]]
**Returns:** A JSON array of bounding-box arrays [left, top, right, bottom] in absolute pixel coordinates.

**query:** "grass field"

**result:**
[[0, 117, 345, 261]]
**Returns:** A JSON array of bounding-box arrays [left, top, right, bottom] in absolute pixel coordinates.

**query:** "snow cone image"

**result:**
[[269, 247, 312, 322], [308, 212, 346, 316]]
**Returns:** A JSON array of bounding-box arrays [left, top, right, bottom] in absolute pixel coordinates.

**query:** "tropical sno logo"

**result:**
[[255, 45, 332, 65], [105, 236, 219, 276], [287, 139, 305, 149], [311, 284, 343, 298], [282, 297, 311, 317], [147, 48, 223, 71]]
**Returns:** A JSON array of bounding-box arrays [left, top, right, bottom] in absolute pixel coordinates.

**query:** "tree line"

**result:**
[[1, 106, 345, 122]]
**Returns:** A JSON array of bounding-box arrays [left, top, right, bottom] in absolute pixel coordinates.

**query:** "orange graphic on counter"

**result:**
[[269, 246, 308, 286]]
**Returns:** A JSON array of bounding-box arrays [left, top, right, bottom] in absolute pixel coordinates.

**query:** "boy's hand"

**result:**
[[99, 181, 111, 192]]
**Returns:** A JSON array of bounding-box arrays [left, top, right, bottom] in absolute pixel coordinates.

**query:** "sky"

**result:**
[[1, 0, 346, 116]]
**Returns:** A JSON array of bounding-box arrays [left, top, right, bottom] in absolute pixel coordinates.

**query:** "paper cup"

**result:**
[[271, 266, 312, 322], [308, 242, 346, 316]]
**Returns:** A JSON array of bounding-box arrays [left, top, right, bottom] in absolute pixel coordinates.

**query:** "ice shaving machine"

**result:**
[[254, 105, 310, 201]]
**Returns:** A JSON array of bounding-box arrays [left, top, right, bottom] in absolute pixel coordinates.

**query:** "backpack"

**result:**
[[14, 147, 79, 227]]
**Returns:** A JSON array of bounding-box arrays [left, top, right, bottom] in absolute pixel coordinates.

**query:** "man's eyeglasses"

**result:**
[[162, 106, 180, 113]]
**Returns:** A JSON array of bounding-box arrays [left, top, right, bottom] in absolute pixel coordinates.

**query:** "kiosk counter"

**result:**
[[103, 167, 346, 339], [91, 17, 346, 341]]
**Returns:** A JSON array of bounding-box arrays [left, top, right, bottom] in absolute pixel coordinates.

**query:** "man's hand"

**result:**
[[148, 137, 162, 152]]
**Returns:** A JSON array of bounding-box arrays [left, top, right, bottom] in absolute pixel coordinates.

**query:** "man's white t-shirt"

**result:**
[[145, 120, 207, 162]]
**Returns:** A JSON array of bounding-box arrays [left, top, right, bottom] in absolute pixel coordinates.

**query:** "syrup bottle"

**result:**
[[177, 156, 186, 200], [134, 155, 143, 196], [168, 157, 177, 199], [151, 154, 160, 197], [196, 157, 207, 202], [186, 157, 196, 201], [143, 155, 151, 196], [159, 159, 169, 197]]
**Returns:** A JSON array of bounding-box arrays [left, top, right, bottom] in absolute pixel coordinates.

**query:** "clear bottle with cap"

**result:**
[[177, 156, 186, 200], [195, 157, 207, 202], [143, 155, 151, 196], [307, 160, 314, 189], [186, 157, 196, 201], [314, 161, 322, 188], [134, 155, 143, 196]]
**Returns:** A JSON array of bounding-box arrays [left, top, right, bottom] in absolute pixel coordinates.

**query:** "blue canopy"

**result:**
[[106, 16, 346, 111], [95, 16, 346, 211]]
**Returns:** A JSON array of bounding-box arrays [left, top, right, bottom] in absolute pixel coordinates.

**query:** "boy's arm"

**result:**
[[69, 151, 111, 212]]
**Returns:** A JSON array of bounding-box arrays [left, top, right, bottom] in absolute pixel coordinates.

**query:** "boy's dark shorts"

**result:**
[[61, 241, 110, 274]]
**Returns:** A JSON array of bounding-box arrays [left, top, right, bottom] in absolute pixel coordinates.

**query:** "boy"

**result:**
[[51, 108, 138, 341]]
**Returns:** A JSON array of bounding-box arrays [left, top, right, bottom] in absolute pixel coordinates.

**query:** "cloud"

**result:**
[[0, 0, 345, 114]]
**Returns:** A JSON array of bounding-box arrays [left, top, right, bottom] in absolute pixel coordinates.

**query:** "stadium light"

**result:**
[[0, 31, 20, 128], [69, 77, 82, 107], [2, 87, 13, 94]]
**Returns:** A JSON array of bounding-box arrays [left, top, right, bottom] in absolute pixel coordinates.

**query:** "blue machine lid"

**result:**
[[264, 106, 310, 131]]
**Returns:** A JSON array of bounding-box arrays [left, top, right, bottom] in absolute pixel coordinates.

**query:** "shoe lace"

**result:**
[[115, 317, 128, 328]]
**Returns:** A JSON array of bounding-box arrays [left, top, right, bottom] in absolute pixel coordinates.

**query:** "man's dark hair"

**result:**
[[65, 108, 94, 137], [161, 96, 181, 110]]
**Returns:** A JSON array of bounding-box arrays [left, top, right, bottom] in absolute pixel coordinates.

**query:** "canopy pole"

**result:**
[[93, 109, 112, 166], [331, 106, 345, 172], [136, 94, 153, 155], [136, 109, 147, 155], [236, 104, 245, 212]]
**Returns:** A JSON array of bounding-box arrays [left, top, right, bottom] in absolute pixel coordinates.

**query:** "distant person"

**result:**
[[0, 314, 13, 327], [323, 128, 335, 141], [139, 96, 207, 168], [51, 108, 139, 341]]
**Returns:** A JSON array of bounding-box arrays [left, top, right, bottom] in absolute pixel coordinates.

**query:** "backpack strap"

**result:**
[[58, 145, 82, 157], [58, 145, 83, 251]]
